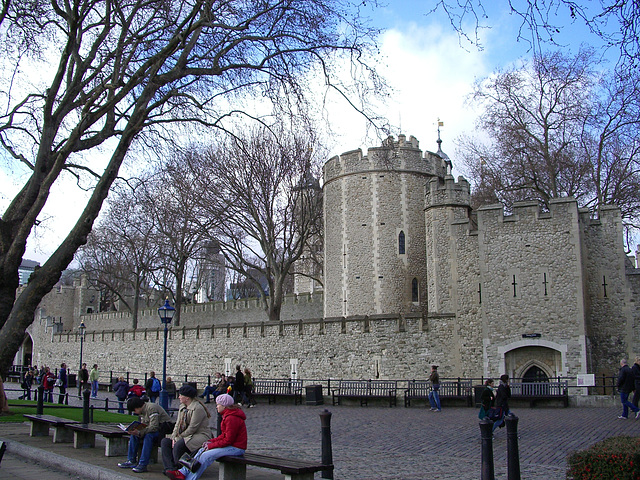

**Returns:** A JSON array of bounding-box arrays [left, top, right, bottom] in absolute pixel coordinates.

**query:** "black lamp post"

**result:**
[[78, 321, 86, 395], [158, 298, 175, 411]]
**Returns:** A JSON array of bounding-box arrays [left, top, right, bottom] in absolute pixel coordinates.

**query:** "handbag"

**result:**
[[178, 453, 201, 473], [487, 406, 503, 421], [54, 378, 63, 387]]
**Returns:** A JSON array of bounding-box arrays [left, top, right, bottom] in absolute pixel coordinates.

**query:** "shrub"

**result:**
[[567, 436, 640, 479]]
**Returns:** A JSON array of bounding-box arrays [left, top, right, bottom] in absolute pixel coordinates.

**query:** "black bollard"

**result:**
[[480, 418, 495, 480], [506, 414, 521, 480], [82, 389, 91, 425], [36, 386, 44, 414], [320, 409, 334, 479]]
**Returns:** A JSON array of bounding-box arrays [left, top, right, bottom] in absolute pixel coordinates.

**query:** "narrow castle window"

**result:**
[[411, 278, 419, 303], [398, 231, 405, 254]]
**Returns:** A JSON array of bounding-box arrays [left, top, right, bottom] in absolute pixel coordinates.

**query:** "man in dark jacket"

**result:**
[[617, 359, 639, 419], [234, 365, 246, 404]]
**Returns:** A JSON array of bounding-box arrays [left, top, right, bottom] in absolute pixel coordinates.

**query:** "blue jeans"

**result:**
[[201, 386, 222, 403], [428, 389, 441, 410], [91, 380, 99, 397], [620, 391, 638, 418], [117, 397, 126, 414], [179, 446, 245, 480], [127, 431, 159, 468]]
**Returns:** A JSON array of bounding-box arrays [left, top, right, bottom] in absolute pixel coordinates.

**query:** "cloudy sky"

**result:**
[[2, 0, 601, 263]]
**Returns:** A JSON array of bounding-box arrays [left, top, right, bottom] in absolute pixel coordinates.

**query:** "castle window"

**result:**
[[411, 278, 419, 303], [398, 231, 405, 254]]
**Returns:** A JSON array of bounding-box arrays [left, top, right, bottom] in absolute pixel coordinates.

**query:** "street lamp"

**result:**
[[78, 321, 86, 395], [157, 298, 175, 411]]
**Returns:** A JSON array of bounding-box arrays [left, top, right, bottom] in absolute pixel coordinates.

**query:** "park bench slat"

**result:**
[[219, 452, 332, 474], [332, 380, 397, 407]]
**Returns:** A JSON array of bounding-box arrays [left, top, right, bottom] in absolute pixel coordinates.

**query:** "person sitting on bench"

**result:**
[[117, 396, 173, 473], [161, 385, 211, 475], [165, 394, 246, 480]]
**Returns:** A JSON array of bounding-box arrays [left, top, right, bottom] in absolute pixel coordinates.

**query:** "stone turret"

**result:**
[[323, 135, 435, 317]]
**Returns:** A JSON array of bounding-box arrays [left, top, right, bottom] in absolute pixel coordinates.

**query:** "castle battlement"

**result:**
[[323, 135, 445, 186], [425, 174, 471, 209]]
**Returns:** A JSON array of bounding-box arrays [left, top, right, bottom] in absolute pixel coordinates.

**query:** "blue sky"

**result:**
[[3, 0, 610, 263], [325, 0, 608, 163]]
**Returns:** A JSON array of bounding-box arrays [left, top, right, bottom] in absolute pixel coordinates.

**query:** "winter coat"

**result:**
[[206, 407, 247, 450], [114, 381, 130, 400], [170, 399, 212, 451]]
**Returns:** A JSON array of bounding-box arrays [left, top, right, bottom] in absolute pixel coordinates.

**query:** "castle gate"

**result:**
[[498, 339, 567, 379]]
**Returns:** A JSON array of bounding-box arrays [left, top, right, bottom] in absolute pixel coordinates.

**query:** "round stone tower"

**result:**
[[323, 134, 444, 318]]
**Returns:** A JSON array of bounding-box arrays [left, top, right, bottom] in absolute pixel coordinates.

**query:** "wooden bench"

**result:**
[[253, 380, 303, 405], [67, 423, 132, 457], [66, 423, 162, 461], [23, 414, 80, 443], [404, 379, 473, 407], [332, 380, 397, 407], [510, 381, 569, 407], [218, 452, 332, 480]]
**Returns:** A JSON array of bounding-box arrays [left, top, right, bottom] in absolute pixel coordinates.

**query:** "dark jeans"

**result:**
[[161, 437, 191, 471], [58, 386, 66, 404]]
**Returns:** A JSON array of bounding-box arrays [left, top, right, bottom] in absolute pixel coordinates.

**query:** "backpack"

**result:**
[[151, 377, 161, 393]]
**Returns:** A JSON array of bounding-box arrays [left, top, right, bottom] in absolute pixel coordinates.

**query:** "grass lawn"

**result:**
[[1, 399, 133, 423]]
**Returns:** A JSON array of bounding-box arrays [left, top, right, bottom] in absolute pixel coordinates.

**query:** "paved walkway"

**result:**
[[1, 388, 638, 479]]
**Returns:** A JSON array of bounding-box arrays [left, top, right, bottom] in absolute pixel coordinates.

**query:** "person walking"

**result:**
[[78, 362, 89, 395], [114, 376, 130, 414], [57, 363, 67, 404], [89, 364, 99, 398], [146, 371, 162, 404], [428, 365, 441, 412], [161, 385, 212, 475], [42, 367, 55, 402], [478, 378, 496, 420], [164, 394, 246, 480], [492, 374, 511, 431], [243, 368, 255, 407], [233, 365, 246, 404], [617, 359, 640, 419], [631, 357, 640, 409]]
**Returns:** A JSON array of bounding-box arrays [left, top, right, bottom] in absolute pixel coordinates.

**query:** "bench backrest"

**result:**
[[253, 379, 302, 394], [338, 380, 396, 395], [510, 380, 568, 396], [406, 379, 472, 396]]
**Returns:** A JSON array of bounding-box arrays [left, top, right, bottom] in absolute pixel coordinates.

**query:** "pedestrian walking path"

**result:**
[[2, 388, 639, 479]]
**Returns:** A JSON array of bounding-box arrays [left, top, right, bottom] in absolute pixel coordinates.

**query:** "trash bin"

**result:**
[[474, 385, 485, 408], [68, 373, 77, 388], [186, 381, 197, 391], [305, 385, 324, 405]]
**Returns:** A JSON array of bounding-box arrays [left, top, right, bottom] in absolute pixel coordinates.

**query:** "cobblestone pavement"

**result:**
[[2, 387, 639, 480]]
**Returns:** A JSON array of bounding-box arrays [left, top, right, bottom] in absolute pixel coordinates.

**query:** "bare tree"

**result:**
[[202, 125, 324, 322], [0, 0, 385, 376], [459, 49, 640, 248], [429, 0, 640, 70], [77, 185, 160, 328], [146, 149, 221, 325]]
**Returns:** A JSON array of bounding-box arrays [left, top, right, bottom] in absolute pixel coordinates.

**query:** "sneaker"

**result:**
[[429, 407, 436, 411], [118, 461, 136, 468], [635, 411, 640, 419], [435, 409, 442, 412], [165, 470, 186, 480], [618, 415, 628, 419], [132, 466, 148, 473]]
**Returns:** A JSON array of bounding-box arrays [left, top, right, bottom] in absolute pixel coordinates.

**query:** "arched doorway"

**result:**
[[522, 365, 549, 383], [21, 334, 33, 367]]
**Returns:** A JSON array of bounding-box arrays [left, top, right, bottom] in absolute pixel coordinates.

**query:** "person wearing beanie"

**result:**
[[165, 393, 246, 480], [161, 385, 212, 475]]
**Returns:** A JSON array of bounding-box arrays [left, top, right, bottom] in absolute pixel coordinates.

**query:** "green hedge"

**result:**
[[567, 436, 640, 480]]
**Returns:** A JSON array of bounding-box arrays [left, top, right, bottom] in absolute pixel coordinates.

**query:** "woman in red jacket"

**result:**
[[166, 393, 246, 480]]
